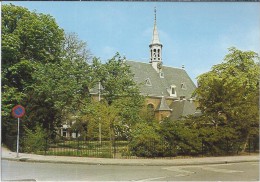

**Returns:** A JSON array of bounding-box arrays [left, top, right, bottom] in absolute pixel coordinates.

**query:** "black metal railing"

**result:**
[[3, 134, 259, 158]]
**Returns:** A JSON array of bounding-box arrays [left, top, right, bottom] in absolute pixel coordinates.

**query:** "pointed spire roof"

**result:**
[[151, 7, 162, 46], [156, 96, 172, 111]]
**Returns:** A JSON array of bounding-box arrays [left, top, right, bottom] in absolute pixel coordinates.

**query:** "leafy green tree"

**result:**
[[2, 5, 95, 142], [195, 47, 259, 152], [1, 4, 64, 140], [88, 54, 144, 139], [24, 41, 94, 138], [2, 4, 64, 65], [62, 32, 92, 62], [97, 53, 142, 105], [160, 117, 201, 156]]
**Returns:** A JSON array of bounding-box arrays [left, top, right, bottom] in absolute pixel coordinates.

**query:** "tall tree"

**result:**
[[2, 4, 64, 138], [62, 32, 92, 62], [195, 47, 259, 152], [95, 53, 144, 136]]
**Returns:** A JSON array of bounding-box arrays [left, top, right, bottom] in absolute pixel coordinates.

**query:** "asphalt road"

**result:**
[[1, 160, 259, 181]]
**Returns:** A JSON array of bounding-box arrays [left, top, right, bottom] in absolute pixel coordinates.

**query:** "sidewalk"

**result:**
[[1, 146, 259, 166]]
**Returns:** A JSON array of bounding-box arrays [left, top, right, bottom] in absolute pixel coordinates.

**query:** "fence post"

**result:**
[[248, 137, 251, 155], [113, 138, 116, 159], [45, 137, 48, 155], [226, 138, 229, 155], [201, 139, 204, 156], [77, 137, 80, 156]]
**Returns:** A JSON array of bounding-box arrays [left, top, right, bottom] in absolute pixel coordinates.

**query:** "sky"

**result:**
[[3, 2, 260, 83]]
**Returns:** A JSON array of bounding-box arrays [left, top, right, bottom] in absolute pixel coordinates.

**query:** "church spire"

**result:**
[[149, 7, 163, 72], [151, 7, 161, 45]]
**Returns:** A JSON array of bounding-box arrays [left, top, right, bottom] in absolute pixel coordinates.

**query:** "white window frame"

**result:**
[[170, 85, 177, 97]]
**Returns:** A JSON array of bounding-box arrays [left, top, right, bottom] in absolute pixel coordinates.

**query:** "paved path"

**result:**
[[1, 146, 259, 166]]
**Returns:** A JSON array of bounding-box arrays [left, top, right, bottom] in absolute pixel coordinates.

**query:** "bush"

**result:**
[[22, 125, 48, 153], [129, 123, 166, 157]]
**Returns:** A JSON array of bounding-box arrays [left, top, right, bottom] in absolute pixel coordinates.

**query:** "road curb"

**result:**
[[2, 157, 259, 166]]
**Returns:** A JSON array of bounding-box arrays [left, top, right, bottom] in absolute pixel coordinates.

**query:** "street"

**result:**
[[1, 160, 259, 181]]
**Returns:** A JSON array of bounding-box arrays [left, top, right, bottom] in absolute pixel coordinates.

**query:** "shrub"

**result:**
[[129, 123, 166, 157], [22, 125, 48, 153]]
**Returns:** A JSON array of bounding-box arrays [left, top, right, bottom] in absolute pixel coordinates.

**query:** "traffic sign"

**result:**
[[12, 105, 25, 118]]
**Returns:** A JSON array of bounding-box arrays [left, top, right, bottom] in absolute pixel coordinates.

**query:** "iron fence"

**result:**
[[3, 134, 259, 158]]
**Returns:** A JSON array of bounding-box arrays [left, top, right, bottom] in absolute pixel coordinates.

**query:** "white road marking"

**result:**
[[200, 166, 244, 173], [134, 176, 167, 181], [163, 166, 196, 174], [163, 166, 196, 177]]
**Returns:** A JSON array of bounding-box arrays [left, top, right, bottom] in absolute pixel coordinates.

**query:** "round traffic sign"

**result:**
[[12, 105, 25, 118]]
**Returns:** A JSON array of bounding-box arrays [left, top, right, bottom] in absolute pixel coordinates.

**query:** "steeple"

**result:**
[[151, 8, 161, 45], [149, 7, 163, 73]]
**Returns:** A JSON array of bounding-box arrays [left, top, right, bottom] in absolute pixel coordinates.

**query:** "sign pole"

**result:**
[[12, 105, 25, 158], [16, 117, 20, 158]]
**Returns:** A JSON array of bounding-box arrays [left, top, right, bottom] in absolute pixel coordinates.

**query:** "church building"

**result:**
[[61, 9, 198, 138], [125, 8, 198, 121]]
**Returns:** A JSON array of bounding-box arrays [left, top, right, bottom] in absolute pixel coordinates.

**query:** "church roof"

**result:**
[[125, 60, 196, 98], [169, 100, 197, 121], [156, 96, 172, 111]]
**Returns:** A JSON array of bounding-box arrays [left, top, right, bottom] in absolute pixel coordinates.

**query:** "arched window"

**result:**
[[147, 103, 155, 116], [153, 49, 157, 60], [158, 49, 160, 60]]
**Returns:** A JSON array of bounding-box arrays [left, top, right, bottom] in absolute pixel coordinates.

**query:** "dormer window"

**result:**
[[170, 85, 177, 97], [181, 83, 187, 90], [145, 78, 152, 86]]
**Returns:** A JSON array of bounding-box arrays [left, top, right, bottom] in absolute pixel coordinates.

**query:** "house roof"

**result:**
[[169, 100, 197, 121], [125, 60, 196, 99]]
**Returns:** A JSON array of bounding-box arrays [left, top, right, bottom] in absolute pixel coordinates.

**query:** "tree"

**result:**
[[1, 4, 64, 140], [24, 39, 95, 138], [89, 54, 144, 139], [2, 5, 95, 141], [97, 53, 143, 105], [62, 32, 92, 62], [195, 47, 259, 152]]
